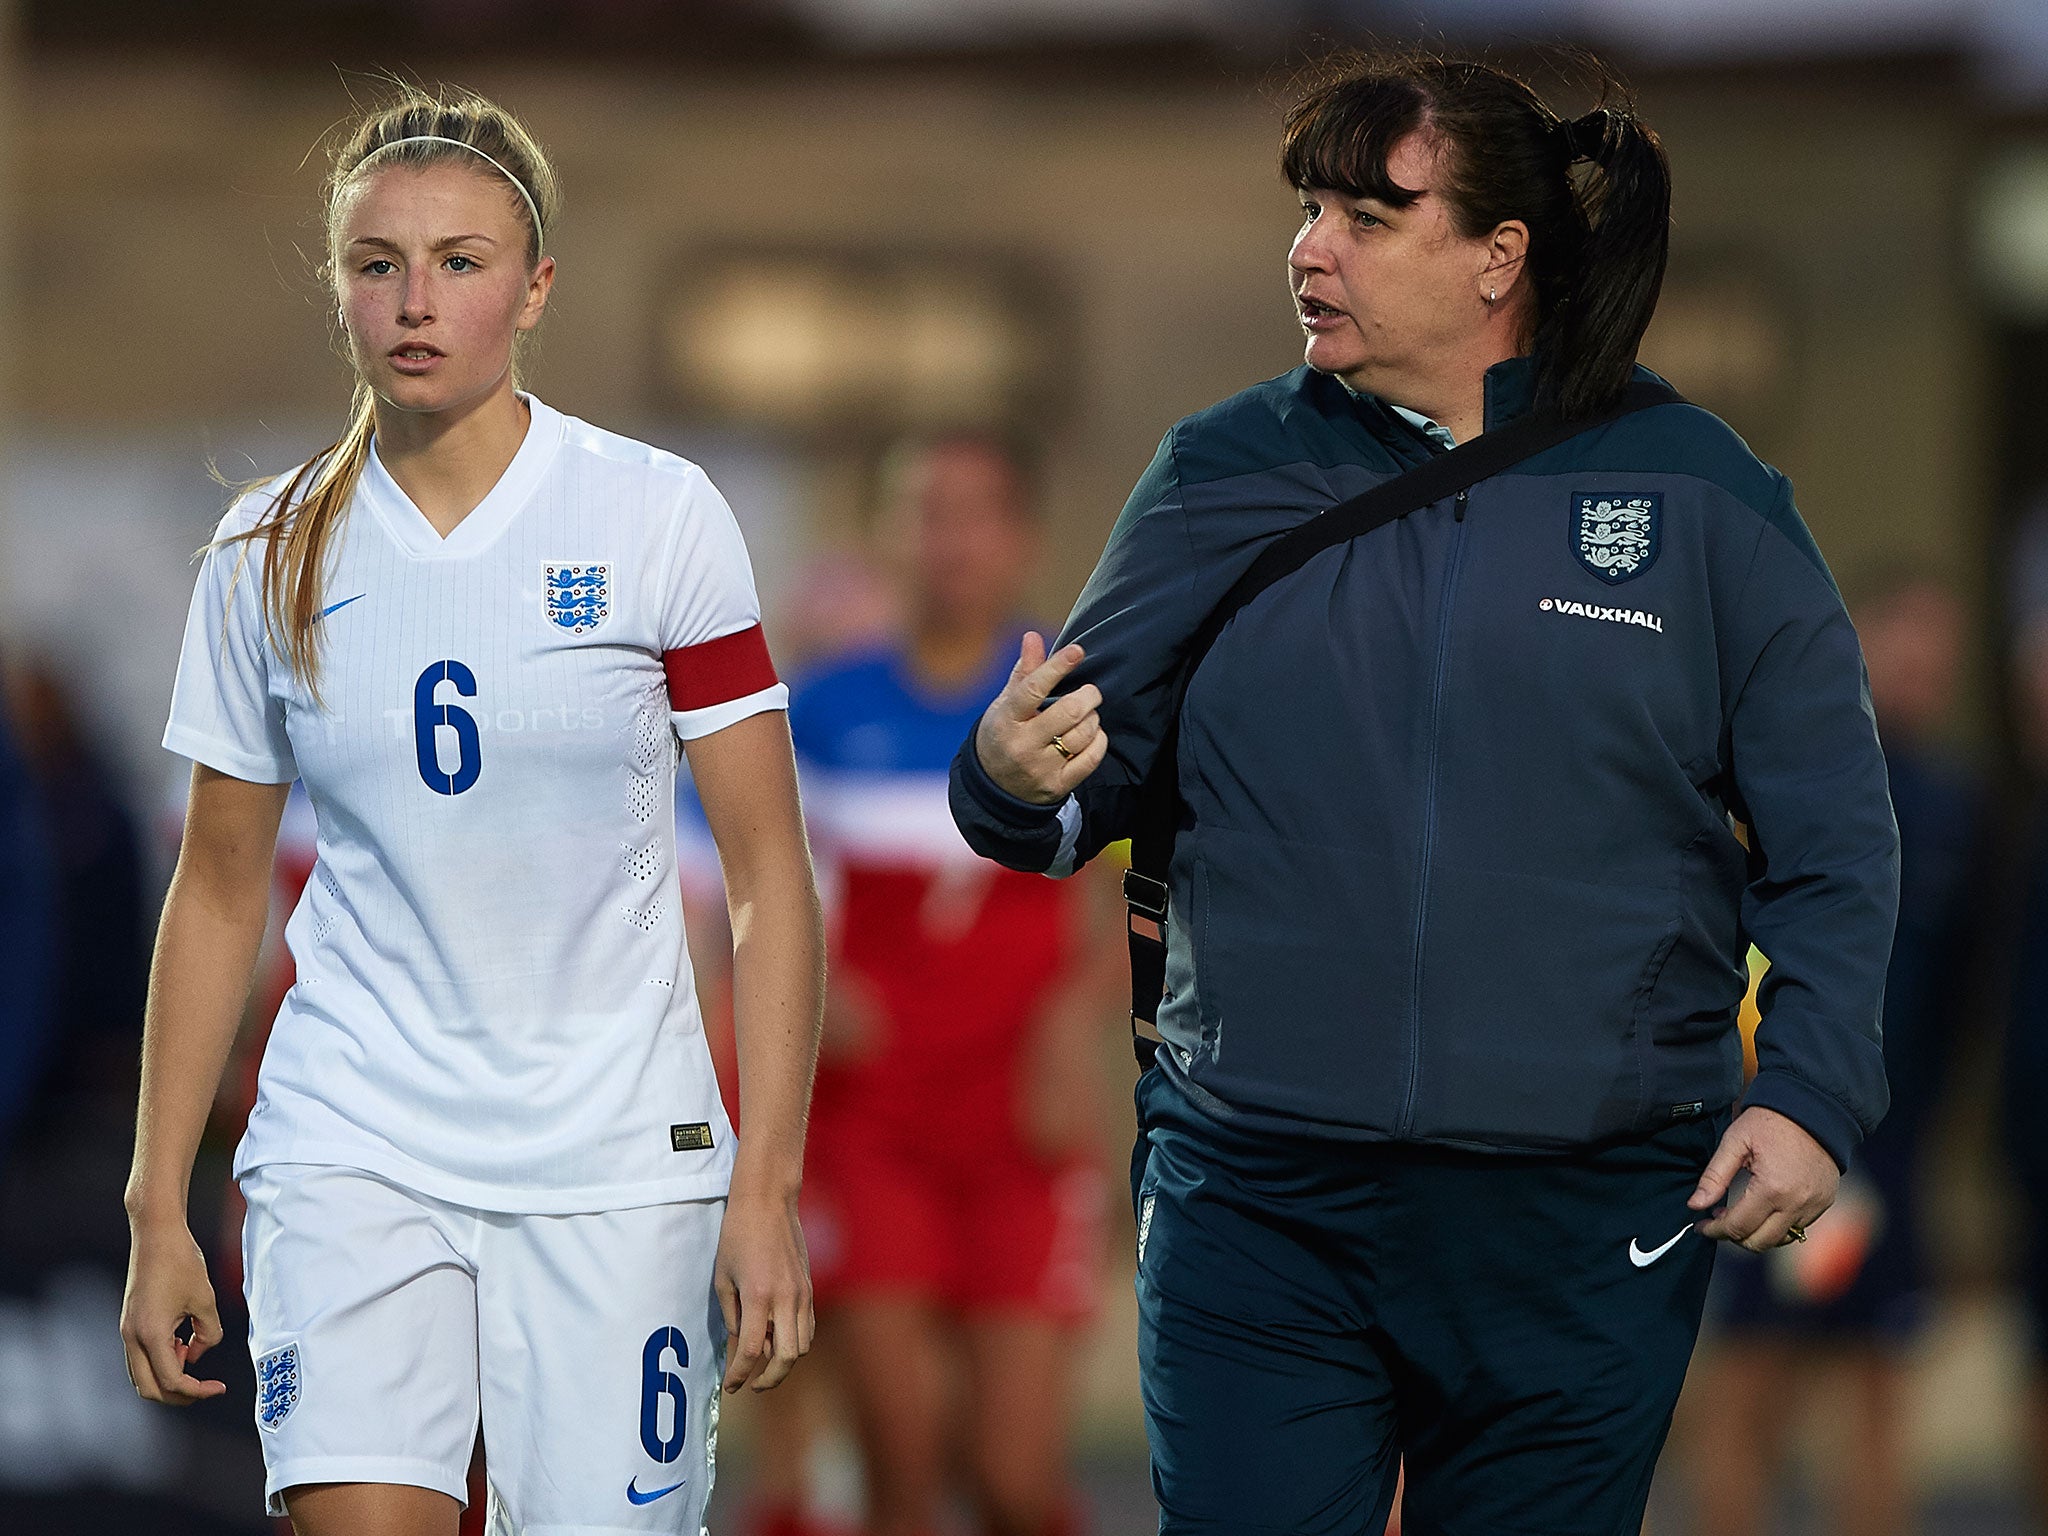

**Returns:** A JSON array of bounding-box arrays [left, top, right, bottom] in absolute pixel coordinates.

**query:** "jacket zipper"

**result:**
[[1399, 487, 1469, 1135]]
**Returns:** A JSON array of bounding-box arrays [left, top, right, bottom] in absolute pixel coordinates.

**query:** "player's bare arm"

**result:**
[[687, 709, 824, 1394], [122, 765, 289, 1406], [973, 632, 1109, 804]]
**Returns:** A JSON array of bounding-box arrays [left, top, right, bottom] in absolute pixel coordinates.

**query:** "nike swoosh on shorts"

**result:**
[[1627, 1226, 1693, 1268], [626, 1476, 688, 1505]]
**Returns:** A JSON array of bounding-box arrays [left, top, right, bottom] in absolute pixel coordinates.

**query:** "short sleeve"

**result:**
[[162, 505, 299, 784], [657, 467, 788, 741]]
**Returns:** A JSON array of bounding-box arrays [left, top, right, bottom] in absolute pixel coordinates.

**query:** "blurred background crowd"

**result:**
[[4, 0, 2048, 1532]]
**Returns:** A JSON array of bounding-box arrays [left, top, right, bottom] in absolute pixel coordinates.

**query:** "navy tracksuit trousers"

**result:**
[[1132, 1066, 1720, 1535]]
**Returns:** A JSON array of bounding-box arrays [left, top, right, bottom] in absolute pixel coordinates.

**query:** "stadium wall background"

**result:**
[[1, 51, 1990, 784]]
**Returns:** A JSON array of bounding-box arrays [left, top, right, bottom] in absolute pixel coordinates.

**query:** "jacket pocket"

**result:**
[[1410, 862, 1682, 1147], [1180, 823, 1415, 1132], [1636, 825, 1751, 1117]]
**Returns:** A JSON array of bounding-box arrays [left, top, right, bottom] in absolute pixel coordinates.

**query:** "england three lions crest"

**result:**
[[255, 1343, 301, 1431], [1572, 493, 1661, 584], [544, 563, 610, 634]]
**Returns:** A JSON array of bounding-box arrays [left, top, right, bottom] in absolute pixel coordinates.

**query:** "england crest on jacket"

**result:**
[[1572, 493, 1661, 583], [544, 562, 610, 634]]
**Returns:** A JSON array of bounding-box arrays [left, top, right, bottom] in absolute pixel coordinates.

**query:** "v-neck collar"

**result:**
[[359, 393, 564, 560]]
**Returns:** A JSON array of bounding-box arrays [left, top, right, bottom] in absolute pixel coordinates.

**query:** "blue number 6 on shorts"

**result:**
[[639, 1326, 689, 1463]]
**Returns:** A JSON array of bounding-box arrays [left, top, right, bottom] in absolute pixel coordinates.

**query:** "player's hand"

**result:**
[[1688, 1105, 1839, 1252], [120, 1217, 227, 1405], [973, 633, 1110, 805], [713, 1185, 813, 1394]]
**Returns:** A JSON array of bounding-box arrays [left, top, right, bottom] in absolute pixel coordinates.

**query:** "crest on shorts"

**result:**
[[255, 1343, 301, 1431], [544, 563, 611, 634], [1572, 493, 1661, 584]]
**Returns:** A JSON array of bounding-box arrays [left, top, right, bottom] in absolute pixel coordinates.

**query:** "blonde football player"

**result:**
[[119, 86, 823, 1536]]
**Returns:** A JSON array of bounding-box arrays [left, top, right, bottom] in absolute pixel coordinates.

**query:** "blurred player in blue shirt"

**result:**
[[0, 654, 56, 1156], [1691, 570, 1984, 1536], [793, 435, 1122, 1536]]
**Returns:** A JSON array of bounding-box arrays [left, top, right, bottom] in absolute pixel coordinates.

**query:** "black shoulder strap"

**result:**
[[1124, 379, 1682, 1054]]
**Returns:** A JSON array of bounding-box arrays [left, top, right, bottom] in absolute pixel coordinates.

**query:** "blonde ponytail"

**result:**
[[219, 386, 375, 706]]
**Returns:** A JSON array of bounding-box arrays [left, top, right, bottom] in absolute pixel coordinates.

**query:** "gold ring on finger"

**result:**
[[1784, 1224, 1807, 1244], [1049, 734, 1074, 760]]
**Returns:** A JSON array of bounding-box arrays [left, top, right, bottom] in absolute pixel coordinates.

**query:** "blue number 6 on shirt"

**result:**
[[413, 660, 482, 795]]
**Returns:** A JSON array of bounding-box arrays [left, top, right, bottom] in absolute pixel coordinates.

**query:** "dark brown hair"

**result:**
[[222, 84, 559, 701], [1281, 51, 1670, 420]]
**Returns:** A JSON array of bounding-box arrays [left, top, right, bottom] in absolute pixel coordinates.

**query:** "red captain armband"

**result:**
[[663, 623, 780, 713]]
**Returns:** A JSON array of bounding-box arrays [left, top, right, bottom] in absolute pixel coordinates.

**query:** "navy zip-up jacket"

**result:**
[[950, 358, 1898, 1168]]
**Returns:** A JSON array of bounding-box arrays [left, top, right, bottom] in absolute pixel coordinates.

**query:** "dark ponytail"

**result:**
[[1534, 103, 1671, 419], [1280, 52, 1672, 421]]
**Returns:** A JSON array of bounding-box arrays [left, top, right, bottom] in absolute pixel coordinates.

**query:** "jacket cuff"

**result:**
[[1740, 1070, 1862, 1172], [954, 730, 1064, 829], [949, 732, 1067, 872]]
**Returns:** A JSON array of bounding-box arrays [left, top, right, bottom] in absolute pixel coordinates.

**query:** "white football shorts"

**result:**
[[240, 1162, 726, 1533]]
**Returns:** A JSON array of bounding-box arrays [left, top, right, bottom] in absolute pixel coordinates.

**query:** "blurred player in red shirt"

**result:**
[[791, 434, 1123, 1536]]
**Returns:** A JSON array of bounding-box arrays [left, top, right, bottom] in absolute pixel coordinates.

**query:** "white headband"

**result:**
[[354, 134, 545, 254]]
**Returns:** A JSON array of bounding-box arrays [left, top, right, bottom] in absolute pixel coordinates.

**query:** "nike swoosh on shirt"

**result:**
[[626, 1476, 688, 1506], [1627, 1226, 1694, 1268], [315, 593, 366, 622]]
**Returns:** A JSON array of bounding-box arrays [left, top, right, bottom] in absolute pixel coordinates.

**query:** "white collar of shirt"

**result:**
[[1335, 375, 1460, 451], [359, 392, 565, 560], [1388, 404, 1458, 452]]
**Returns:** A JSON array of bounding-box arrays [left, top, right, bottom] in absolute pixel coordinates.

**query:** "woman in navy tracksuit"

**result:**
[[949, 53, 1898, 1536]]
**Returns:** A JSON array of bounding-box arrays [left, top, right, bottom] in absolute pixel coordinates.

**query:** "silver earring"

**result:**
[[1488, 287, 1497, 304]]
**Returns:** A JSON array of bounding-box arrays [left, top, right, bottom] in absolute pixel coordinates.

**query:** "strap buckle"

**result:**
[[1124, 868, 1170, 1047], [1123, 868, 1168, 921]]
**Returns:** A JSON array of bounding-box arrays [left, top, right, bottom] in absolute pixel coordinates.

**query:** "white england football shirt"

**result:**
[[164, 396, 785, 1213]]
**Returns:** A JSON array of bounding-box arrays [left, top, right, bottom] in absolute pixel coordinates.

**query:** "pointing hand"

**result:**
[[973, 633, 1110, 804]]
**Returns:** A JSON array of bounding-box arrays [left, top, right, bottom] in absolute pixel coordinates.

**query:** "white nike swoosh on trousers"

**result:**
[[1627, 1226, 1694, 1268]]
